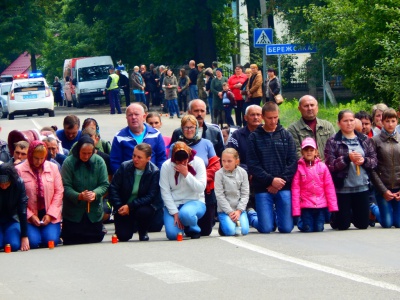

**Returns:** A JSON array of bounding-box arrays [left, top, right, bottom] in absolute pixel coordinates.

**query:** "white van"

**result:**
[[70, 56, 113, 108]]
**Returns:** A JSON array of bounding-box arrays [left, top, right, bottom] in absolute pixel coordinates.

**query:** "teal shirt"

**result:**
[[127, 170, 144, 204]]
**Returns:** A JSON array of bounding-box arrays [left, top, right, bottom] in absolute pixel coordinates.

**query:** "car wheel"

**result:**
[[1, 112, 8, 119], [38, 111, 44, 116], [49, 110, 55, 117], [8, 113, 14, 120]]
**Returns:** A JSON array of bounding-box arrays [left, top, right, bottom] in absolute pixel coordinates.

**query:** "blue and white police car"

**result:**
[[7, 73, 55, 120]]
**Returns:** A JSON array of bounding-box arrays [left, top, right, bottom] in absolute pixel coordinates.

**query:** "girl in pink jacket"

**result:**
[[291, 137, 338, 232]]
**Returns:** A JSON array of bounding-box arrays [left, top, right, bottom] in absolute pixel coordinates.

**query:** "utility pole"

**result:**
[[259, 0, 268, 84]]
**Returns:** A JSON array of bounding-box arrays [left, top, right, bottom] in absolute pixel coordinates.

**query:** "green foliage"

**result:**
[[279, 98, 372, 130], [298, 0, 400, 106]]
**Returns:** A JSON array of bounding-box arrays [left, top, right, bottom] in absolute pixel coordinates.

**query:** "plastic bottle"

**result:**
[[235, 221, 242, 236]]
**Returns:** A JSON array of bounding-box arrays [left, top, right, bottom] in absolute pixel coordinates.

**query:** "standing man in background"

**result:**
[[104, 67, 121, 115], [188, 60, 199, 100]]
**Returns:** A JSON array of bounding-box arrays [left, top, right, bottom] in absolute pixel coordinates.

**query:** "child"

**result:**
[[222, 83, 236, 126], [215, 148, 249, 236], [291, 137, 338, 232]]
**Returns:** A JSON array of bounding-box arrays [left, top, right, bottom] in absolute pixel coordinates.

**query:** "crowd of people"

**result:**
[[0, 61, 398, 253]]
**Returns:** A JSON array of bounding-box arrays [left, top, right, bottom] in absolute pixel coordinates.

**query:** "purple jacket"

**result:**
[[291, 158, 338, 216]]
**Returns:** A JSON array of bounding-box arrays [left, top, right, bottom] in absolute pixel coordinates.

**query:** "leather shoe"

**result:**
[[139, 232, 149, 241]]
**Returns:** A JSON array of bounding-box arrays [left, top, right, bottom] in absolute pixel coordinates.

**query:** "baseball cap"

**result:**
[[301, 137, 317, 149]]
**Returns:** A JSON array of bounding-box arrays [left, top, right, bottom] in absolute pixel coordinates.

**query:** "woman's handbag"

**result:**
[[268, 83, 284, 105], [274, 93, 284, 104]]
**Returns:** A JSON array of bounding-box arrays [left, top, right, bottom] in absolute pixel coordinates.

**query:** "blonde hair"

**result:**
[[181, 115, 198, 128], [245, 68, 251, 74], [250, 64, 258, 69], [222, 148, 239, 160]]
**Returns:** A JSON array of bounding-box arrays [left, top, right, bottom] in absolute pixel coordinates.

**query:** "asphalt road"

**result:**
[[1, 105, 400, 300]]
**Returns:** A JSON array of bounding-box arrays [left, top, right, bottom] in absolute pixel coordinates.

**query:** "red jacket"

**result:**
[[291, 157, 338, 216], [228, 73, 248, 101]]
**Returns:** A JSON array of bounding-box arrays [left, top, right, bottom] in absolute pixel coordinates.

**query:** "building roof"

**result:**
[[1, 52, 41, 76]]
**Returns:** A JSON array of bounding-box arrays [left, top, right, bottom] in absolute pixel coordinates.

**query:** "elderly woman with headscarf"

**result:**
[[61, 135, 109, 245], [171, 115, 221, 236], [16, 141, 63, 248], [160, 142, 207, 240], [0, 163, 29, 251]]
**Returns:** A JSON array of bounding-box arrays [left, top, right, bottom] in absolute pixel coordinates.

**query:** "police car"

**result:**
[[7, 73, 55, 120], [0, 81, 11, 118]]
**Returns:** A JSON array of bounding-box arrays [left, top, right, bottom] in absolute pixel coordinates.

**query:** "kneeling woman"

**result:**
[[325, 110, 377, 230], [160, 142, 207, 240], [16, 141, 63, 248], [109, 143, 161, 241], [0, 163, 29, 252], [61, 135, 109, 244]]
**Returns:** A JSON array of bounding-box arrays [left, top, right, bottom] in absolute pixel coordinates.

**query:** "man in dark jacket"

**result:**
[[247, 102, 297, 234], [170, 99, 224, 158], [227, 105, 262, 172], [116, 69, 130, 107], [109, 143, 161, 242]]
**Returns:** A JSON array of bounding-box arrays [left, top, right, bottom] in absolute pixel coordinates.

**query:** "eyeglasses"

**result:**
[[182, 126, 196, 131]]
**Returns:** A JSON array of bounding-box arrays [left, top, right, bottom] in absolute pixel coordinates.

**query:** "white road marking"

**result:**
[[31, 119, 42, 131], [127, 261, 217, 284], [219, 237, 400, 293]]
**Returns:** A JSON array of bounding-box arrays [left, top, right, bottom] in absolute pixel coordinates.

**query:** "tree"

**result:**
[[0, 0, 55, 72], [298, 0, 400, 104]]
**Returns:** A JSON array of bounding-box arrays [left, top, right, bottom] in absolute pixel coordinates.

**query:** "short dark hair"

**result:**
[[63, 115, 80, 130], [382, 108, 397, 121], [135, 143, 152, 158], [14, 141, 29, 149], [262, 101, 279, 115], [355, 111, 372, 123], [338, 110, 354, 122]]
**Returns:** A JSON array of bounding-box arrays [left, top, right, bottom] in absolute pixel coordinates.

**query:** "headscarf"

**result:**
[[27, 141, 48, 211], [27, 140, 48, 171], [71, 135, 95, 169], [178, 115, 201, 146], [171, 142, 197, 185]]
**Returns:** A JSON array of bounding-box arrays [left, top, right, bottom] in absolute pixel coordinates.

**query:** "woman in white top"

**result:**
[[160, 142, 206, 240]]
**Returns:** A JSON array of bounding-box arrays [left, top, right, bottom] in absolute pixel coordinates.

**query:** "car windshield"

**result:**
[[13, 81, 45, 93], [78, 65, 111, 82]]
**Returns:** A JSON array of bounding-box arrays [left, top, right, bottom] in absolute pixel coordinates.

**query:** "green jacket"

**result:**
[[211, 76, 228, 110], [287, 117, 336, 161], [61, 154, 109, 223]]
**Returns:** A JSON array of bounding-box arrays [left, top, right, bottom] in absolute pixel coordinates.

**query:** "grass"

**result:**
[[278, 99, 372, 130]]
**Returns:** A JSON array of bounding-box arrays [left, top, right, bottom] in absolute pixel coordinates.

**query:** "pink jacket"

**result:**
[[291, 158, 338, 216], [16, 160, 64, 223]]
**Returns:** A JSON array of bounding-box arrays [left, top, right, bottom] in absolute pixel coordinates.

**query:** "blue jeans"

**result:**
[[223, 105, 235, 126], [297, 208, 325, 232], [27, 222, 61, 248], [0, 221, 21, 251], [134, 92, 147, 108], [167, 99, 180, 117], [189, 85, 198, 100], [109, 89, 121, 114], [163, 201, 206, 240], [218, 212, 249, 236], [376, 190, 400, 228], [248, 191, 293, 233]]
